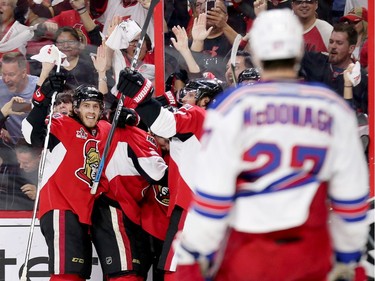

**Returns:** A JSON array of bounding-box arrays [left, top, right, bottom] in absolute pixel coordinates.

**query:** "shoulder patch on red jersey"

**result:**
[[45, 113, 63, 124], [181, 104, 193, 111], [52, 112, 64, 119], [146, 134, 157, 147]]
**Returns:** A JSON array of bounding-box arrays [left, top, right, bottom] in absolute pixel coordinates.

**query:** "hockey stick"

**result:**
[[90, 0, 160, 195], [230, 34, 242, 87], [20, 48, 62, 281]]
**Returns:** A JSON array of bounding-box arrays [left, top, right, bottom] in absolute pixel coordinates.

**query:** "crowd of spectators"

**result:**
[[0, 0, 369, 205], [0, 0, 371, 280]]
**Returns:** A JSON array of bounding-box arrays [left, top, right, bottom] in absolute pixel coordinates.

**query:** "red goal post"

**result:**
[[368, 0, 374, 198]]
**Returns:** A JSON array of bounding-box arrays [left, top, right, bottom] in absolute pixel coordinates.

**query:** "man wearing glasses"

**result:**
[[291, 0, 333, 52]]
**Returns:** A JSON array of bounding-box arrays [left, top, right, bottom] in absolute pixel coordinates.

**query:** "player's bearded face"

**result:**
[[75, 101, 102, 128]]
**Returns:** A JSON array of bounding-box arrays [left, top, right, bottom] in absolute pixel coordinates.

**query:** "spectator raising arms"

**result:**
[[301, 22, 368, 113], [0, 52, 38, 144], [0, 0, 34, 58]]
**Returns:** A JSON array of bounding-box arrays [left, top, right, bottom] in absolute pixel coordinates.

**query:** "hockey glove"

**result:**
[[155, 91, 178, 107], [328, 262, 356, 281], [116, 107, 139, 128], [33, 73, 66, 107], [117, 67, 154, 106]]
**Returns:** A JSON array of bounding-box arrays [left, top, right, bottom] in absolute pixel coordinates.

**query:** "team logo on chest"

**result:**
[[153, 185, 170, 206], [76, 127, 88, 139], [76, 139, 100, 186]]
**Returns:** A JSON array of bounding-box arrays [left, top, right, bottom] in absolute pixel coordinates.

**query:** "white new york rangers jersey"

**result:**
[[178, 81, 369, 265]]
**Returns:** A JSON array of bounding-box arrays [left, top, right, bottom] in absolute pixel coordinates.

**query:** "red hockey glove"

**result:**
[[33, 73, 66, 107], [117, 67, 154, 106], [155, 91, 177, 107]]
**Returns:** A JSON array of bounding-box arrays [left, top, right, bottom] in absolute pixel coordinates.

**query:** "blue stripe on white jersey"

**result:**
[[192, 189, 234, 219], [335, 251, 362, 264], [330, 194, 369, 222]]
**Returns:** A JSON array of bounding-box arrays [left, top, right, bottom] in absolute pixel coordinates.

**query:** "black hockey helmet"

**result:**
[[178, 78, 223, 104], [73, 85, 104, 111], [238, 68, 261, 84]]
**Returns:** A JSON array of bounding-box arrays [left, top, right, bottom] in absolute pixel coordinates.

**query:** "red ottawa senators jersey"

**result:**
[[140, 152, 171, 240], [35, 114, 111, 225], [98, 125, 168, 226], [148, 104, 206, 216]]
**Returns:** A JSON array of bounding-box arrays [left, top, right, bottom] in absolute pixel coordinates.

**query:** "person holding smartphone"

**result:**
[[189, 1, 239, 80]]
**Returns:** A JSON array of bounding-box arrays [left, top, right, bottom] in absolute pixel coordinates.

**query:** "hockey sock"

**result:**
[[50, 274, 84, 281]]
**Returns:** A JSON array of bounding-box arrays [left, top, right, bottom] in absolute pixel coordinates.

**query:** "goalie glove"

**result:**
[[117, 67, 154, 106], [33, 73, 66, 107]]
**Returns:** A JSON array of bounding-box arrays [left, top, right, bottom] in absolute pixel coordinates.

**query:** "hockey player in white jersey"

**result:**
[[175, 9, 369, 281]]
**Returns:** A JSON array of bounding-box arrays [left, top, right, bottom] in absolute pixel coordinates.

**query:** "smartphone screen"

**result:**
[[206, 0, 215, 13], [12, 102, 32, 113]]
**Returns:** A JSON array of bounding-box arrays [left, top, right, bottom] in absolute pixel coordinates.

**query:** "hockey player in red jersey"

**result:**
[[174, 8, 369, 281], [116, 69, 223, 280], [91, 103, 169, 281], [22, 79, 111, 281]]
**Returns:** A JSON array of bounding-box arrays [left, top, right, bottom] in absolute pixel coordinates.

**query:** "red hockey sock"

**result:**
[[50, 274, 84, 281], [108, 274, 143, 281]]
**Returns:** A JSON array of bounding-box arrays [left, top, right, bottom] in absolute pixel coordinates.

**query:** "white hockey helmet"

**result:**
[[249, 9, 304, 62]]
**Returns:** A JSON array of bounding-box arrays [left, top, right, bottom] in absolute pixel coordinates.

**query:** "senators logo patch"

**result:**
[[76, 139, 100, 186], [153, 185, 169, 206]]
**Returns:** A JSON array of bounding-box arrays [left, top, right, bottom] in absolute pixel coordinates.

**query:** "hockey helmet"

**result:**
[[249, 9, 304, 63], [238, 68, 261, 84], [73, 85, 104, 111], [178, 78, 223, 104]]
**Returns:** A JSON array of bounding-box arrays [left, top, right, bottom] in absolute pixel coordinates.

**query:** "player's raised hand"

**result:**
[[117, 67, 154, 105], [33, 73, 66, 107]]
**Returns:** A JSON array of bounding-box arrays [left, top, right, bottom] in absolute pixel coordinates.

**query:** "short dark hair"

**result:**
[[236, 50, 254, 68], [333, 22, 358, 46], [55, 86, 74, 105], [54, 26, 82, 42]]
